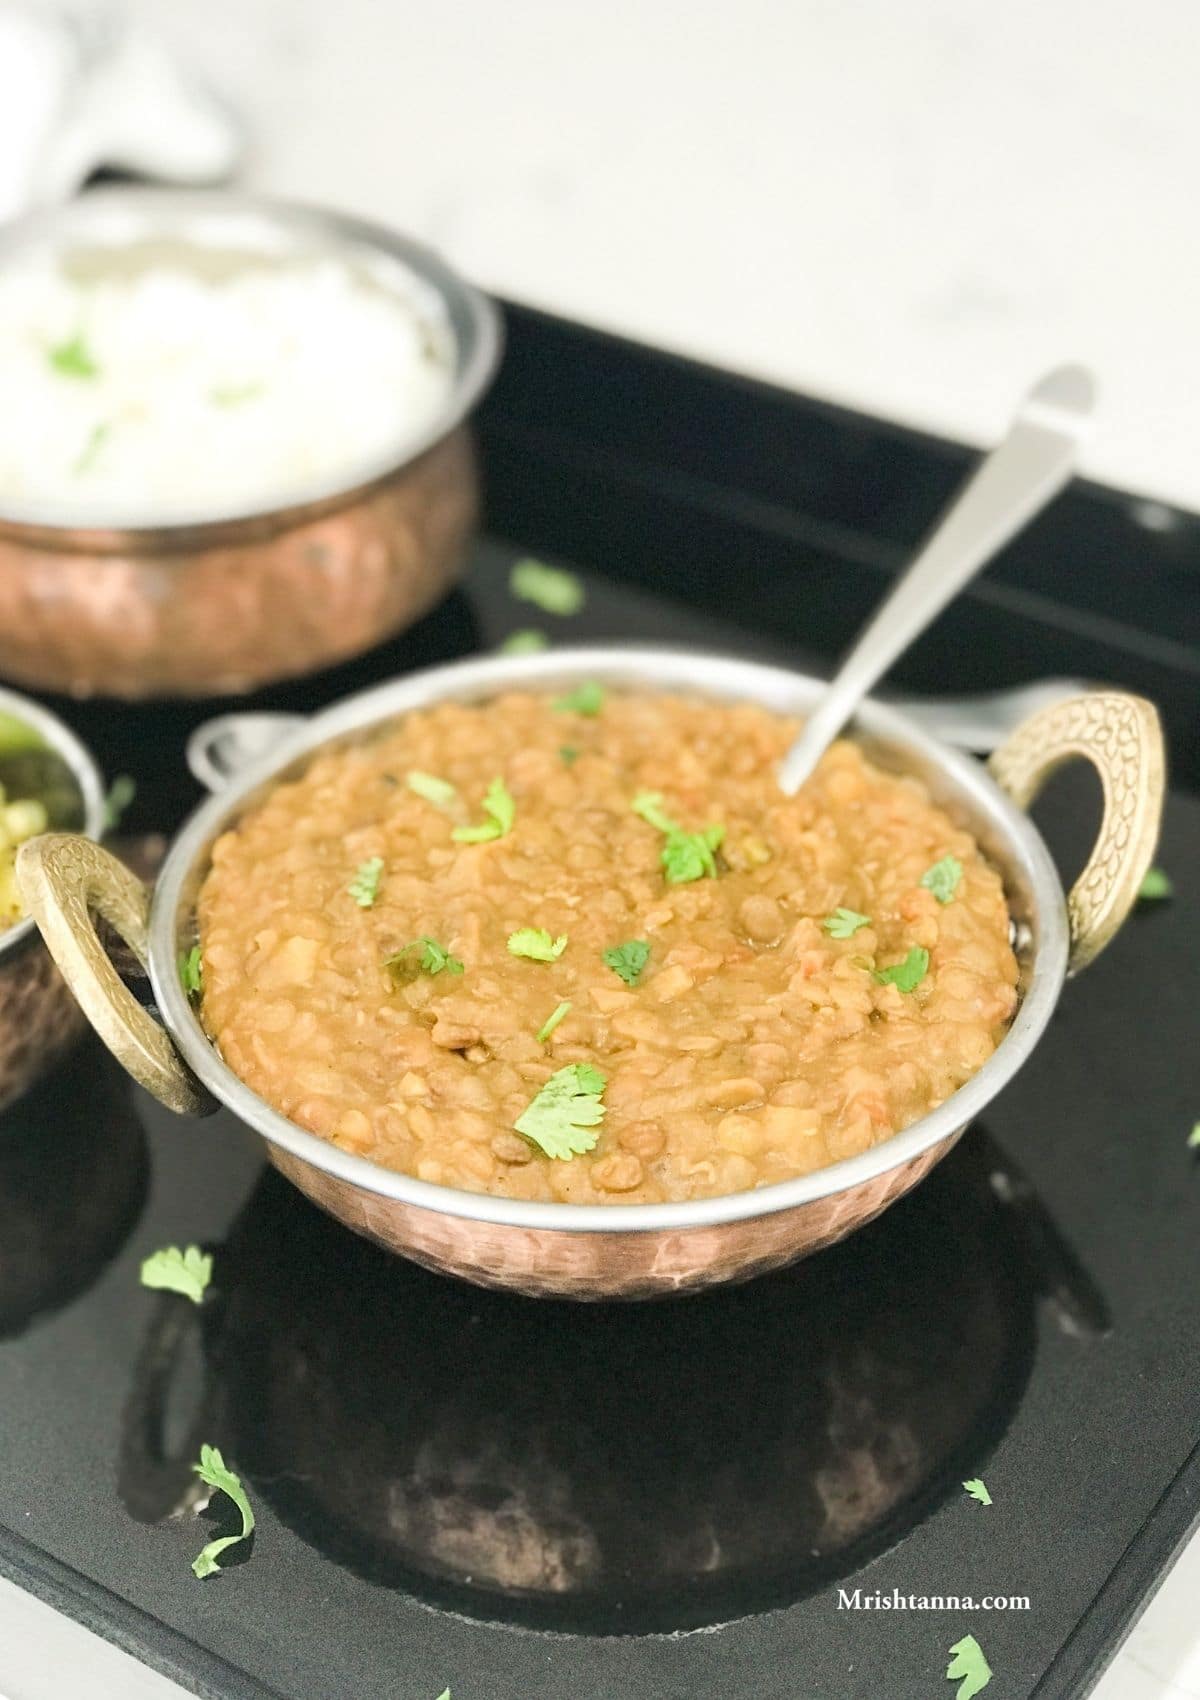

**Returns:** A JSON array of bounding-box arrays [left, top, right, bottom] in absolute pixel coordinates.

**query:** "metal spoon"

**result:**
[[777, 365, 1096, 793]]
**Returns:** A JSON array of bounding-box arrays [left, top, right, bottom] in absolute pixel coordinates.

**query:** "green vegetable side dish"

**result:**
[[921, 855, 963, 904], [508, 927, 568, 962], [603, 939, 651, 985], [453, 777, 515, 843], [348, 856, 384, 907], [509, 557, 585, 617], [823, 907, 871, 939], [103, 774, 136, 830], [515, 1062, 607, 1159], [536, 1000, 572, 1042], [1139, 866, 1173, 901], [191, 1445, 255, 1579], [0, 788, 48, 927], [179, 945, 203, 999], [945, 1633, 992, 1699], [873, 947, 930, 993], [407, 770, 457, 807], [962, 1477, 992, 1506], [48, 332, 99, 379], [140, 1245, 213, 1306], [553, 681, 605, 716], [499, 628, 549, 654], [387, 938, 464, 979]]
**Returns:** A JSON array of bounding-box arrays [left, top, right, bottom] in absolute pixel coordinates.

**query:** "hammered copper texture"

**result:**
[[267, 1134, 961, 1300], [0, 429, 477, 699], [0, 932, 85, 1113]]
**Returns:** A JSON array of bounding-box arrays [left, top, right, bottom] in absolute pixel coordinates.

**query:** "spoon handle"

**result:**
[[777, 364, 1096, 794]]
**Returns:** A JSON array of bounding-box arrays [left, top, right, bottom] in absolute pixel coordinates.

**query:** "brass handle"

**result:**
[[16, 834, 213, 1115], [988, 691, 1165, 974]]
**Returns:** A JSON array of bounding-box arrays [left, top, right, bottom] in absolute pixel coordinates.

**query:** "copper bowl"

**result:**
[[0, 684, 105, 1110], [15, 650, 1165, 1297], [0, 190, 501, 699]]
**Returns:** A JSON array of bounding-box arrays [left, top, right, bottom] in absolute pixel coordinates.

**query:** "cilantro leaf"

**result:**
[[515, 1062, 607, 1159], [453, 776, 515, 842], [348, 856, 384, 907], [386, 938, 464, 979], [500, 628, 549, 654], [631, 790, 678, 833], [662, 826, 723, 884], [191, 1445, 255, 1579], [1187, 1122, 1200, 1150], [874, 946, 930, 992], [553, 682, 605, 716], [509, 557, 585, 616], [103, 774, 136, 830], [508, 927, 568, 961], [536, 1000, 572, 1042], [1139, 866, 1173, 901], [603, 939, 650, 985], [824, 907, 870, 939], [73, 420, 110, 474], [179, 945, 203, 999], [962, 1477, 992, 1506], [559, 745, 579, 765], [140, 1245, 212, 1306], [922, 855, 963, 904], [407, 770, 457, 806], [946, 1633, 992, 1699], [48, 333, 99, 379]]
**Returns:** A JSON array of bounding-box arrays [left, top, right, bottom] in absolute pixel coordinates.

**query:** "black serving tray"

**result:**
[[1, 304, 1198, 1700]]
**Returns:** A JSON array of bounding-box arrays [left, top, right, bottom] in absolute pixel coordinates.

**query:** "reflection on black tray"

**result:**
[[118, 1129, 1103, 1635], [0, 1041, 147, 1337]]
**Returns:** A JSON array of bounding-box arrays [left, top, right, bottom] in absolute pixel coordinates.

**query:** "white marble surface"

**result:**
[[0, 3, 1195, 1698], [114, 0, 1200, 510]]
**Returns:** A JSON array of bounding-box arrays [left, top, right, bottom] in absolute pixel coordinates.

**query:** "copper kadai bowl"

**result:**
[[0, 684, 105, 1110], [0, 191, 501, 699], [16, 651, 1165, 1298]]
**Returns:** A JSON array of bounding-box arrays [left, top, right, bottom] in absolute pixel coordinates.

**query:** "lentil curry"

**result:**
[[196, 689, 1018, 1205]]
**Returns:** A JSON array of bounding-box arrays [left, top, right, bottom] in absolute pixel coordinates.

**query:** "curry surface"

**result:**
[[197, 691, 1018, 1204]]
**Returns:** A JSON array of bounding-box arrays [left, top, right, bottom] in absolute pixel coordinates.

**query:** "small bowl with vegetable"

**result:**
[[13, 649, 1163, 1297], [0, 684, 105, 1111], [0, 188, 501, 698]]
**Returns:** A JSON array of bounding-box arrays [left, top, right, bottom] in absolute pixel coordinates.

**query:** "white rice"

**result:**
[[0, 245, 455, 523]]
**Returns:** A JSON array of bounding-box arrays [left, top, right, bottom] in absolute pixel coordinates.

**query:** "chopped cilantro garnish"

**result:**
[[962, 1477, 992, 1506], [1139, 866, 1173, 901], [73, 420, 110, 474], [348, 856, 384, 907], [824, 907, 871, 939], [453, 776, 515, 842], [48, 333, 98, 379], [508, 927, 568, 961], [509, 557, 585, 616], [874, 946, 930, 992], [631, 790, 678, 833], [603, 939, 651, 985], [536, 1000, 572, 1042], [559, 745, 579, 765], [179, 945, 203, 999], [922, 855, 963, 904], [386, 938, 464, 978], [407, 770, 457, 806], [103, 774, 136, 830], [191, 1445, 255, 1579], [1188, 1122, 1200, 1150], [515, 1062, 607, 1159], [140, 1245, 212, 1305], [553, 681, 605, 716], [500, 628, 549, 654], [946, 1633, 992, 1699], [662, 826, 723, 884]]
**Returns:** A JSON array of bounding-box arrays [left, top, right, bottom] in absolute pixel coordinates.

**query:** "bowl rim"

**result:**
[[0, 682, 106, 964], [0, 187, 503, 539], [149, 646, 1070, 1232]]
